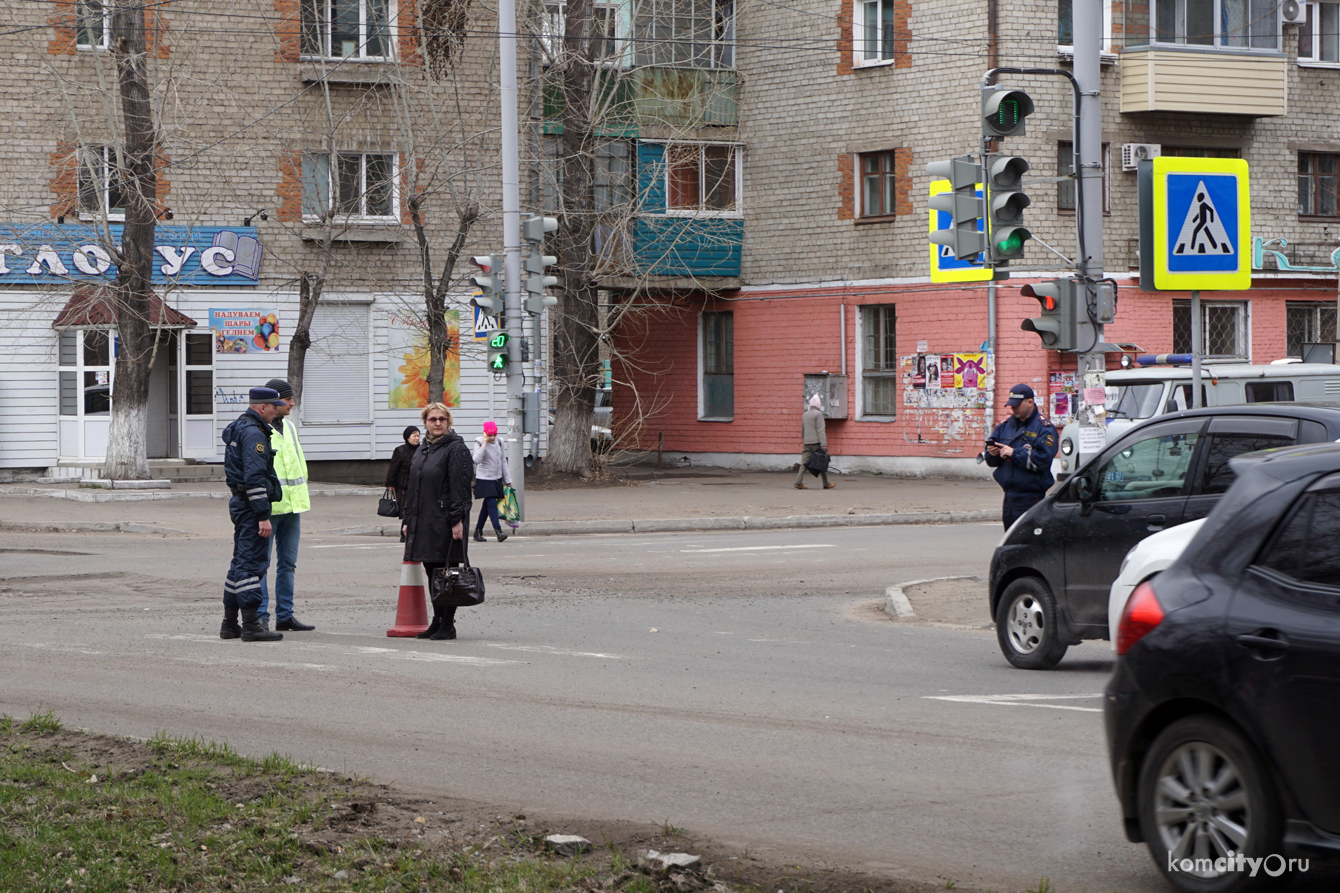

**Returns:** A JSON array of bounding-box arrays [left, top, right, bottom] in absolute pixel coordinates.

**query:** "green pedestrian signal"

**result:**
[[487, 330, 510, 372]]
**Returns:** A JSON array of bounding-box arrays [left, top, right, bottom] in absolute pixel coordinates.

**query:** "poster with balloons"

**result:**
[[209, 309, 282, 354]]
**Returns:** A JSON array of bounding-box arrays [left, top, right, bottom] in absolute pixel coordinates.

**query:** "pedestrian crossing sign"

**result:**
[[1147, 157, 1250, 291], [928, 179, 993, 284]]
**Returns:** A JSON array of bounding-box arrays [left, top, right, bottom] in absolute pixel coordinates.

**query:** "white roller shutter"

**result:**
[[303, 303, 371, 423]]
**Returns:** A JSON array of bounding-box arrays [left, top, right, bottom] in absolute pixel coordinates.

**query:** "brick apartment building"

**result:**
[[607, 0, 1340, 476]]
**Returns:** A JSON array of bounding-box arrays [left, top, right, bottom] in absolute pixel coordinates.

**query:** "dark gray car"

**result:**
[[988, 403, 1340, 669]]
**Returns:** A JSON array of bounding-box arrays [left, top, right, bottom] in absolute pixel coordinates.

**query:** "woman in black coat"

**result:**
[[401, 404, 473, 640], [384, 425, 420, 501]]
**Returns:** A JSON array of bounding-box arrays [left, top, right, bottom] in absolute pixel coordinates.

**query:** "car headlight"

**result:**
[[1061, 439, 1074, 456]]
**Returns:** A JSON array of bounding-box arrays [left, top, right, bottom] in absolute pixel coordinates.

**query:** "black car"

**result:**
[[1105, 441, 1340, 892], [988, 403, 1340, 669]]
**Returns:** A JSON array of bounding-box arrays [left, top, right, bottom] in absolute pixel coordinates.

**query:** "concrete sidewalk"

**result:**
[[0, 467, 1004, 536]]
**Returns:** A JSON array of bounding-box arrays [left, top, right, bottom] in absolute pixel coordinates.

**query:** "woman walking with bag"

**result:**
[[472, 420, 512, 542], [384, 425, 419, 503], [401, 404, 473, 641]]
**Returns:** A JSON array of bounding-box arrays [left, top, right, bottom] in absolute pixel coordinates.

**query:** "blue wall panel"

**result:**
[[634, 143, 742, 278]]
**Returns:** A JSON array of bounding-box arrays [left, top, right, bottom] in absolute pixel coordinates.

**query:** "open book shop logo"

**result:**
[[0, 223, 263, 285], [1168, 853, 1308, 877]]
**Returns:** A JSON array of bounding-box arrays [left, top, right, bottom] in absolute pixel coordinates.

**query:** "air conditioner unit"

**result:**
[[1121, 143, 1162, 171], [1282, 0, 1307, 24]]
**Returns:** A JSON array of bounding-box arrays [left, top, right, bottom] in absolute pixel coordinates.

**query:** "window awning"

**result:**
[[51, 285, 198, 329]]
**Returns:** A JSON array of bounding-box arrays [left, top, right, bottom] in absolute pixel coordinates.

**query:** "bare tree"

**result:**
[[101, 0, 159, 480]]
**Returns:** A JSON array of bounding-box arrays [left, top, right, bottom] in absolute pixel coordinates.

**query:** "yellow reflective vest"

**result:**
[[269, 417, 310, 515]]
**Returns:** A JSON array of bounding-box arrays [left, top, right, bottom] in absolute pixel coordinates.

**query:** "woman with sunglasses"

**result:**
[[401, 403, 473, 640]]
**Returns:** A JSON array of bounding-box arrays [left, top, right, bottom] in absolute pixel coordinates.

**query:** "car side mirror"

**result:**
[[1072, 475, 1094, 504]]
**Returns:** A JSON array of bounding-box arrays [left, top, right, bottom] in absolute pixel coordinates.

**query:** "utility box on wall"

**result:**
[[803, 374, 848, 419]]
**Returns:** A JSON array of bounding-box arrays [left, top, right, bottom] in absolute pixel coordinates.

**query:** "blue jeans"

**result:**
[[257, 512, 301, 622]]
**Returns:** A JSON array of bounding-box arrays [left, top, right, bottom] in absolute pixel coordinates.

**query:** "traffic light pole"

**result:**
[[499, 0, 526, 518]]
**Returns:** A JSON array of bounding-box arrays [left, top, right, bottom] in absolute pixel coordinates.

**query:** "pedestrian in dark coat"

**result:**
[[384, 425, 420, 501], [401, 404, 473, 640]]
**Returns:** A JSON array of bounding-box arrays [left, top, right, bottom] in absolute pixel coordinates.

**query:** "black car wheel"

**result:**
[[994, 577, 1067, 670], [1137, 716, 1284, 893]]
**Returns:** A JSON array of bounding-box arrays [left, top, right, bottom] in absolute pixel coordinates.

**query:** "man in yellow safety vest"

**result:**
[[257, 378, 315, 632]]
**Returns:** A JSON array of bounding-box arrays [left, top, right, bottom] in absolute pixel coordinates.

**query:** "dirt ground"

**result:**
[[892, 577, 993, 630], [16, 729, 982, 893]]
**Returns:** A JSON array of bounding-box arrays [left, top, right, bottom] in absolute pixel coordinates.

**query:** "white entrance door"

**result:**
[[179, 330, 216, 459], [57, 329, 113, 460]]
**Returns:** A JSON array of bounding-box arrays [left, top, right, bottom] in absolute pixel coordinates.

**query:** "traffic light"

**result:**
[[470, 255, 504, 317], [985, 154, 1031, 266], [523, 251, 558, 315], [486, 329, 511, 372], [927, 156, 985, 262], [521, 215, 558, 244], [982, 86, 1035, 139], [1020, 279, 1077, 351]]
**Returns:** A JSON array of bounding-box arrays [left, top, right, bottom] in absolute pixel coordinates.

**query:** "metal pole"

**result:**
[[1073, 0, 1106, 431], [1191, 291, 1203, 407], [499, 0, 525, 518]]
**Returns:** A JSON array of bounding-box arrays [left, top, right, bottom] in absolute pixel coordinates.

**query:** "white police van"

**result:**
[[1055, 362, 1340, 479]]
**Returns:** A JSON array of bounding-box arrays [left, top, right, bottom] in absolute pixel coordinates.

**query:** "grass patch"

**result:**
[[0, 718, 731, 893]]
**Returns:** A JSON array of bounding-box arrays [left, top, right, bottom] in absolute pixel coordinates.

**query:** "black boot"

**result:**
[[276, 616, 315, 631], [240, 609, 283, 642], [429, 622, 457, 641], [473, 530, 486, 543], [416, 615, 443, 639], [220, 606, 241, 640], [495, 527, 508, 542]]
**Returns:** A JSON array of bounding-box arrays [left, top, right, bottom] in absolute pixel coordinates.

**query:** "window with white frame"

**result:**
[[1057, 0, 1114, 51], [664, 144, 739, 215], [300, 0, 391, 59], [1286, 302, 1338, 357], [302, 152, 398, 220], [58, 329, 113, 417], [1173, 299, 1249, 359], [861, 304, 897, 417], [1124, 0, 1279, 48], [539, 137, 634, 213], [78, 146, 126, 220], [854, 0, 896, 64], [633, 0, 734, 68], [542, 0, 630, 64], [701, 311, 733, 419], [76, 0, 109, 49], [1299, 1, 1340, 61], [1057, 141, 1110, 213]]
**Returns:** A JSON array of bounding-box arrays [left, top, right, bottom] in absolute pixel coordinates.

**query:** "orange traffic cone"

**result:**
[[387, 560, 429, 637]]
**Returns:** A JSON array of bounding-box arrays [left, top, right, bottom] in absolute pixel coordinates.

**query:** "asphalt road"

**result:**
[[2, 522, 1157, 892]]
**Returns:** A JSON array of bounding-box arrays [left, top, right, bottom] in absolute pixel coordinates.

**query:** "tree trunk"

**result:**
[[286, 272, 325, 404], [548, 0, 601, 474], [102, 0, 157, 481], [411, 198, 479, 403]]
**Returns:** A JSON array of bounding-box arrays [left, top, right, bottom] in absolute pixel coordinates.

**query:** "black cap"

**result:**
[[264, 378, 294, 398], [249, 386, 285, 405], [403, 425, 420, 442], [1005, 384, 1035, 407]]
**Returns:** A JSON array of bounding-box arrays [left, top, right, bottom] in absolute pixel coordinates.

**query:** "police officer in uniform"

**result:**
[[220, 386, 286, 642], [985, 384, 1059, 530]]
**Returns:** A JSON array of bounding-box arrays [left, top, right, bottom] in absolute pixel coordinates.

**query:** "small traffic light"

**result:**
[[982, 86, 1035, 139], [523, 251, 559, 315], [522, 215, 558, 243], [986, 154, 1031, 266], [927, 156, 986, 262], [486, 329, 511, 372], [1020, 279, 1077, 351], [470, 255, 504, 317]]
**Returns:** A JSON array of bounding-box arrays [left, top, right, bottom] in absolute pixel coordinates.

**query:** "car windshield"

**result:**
[[1105, 383, 1164, 419]]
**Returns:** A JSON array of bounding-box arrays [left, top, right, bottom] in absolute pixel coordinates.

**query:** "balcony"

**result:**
[[1119, 45, 1288, 116], [543, 66, 739, 134]]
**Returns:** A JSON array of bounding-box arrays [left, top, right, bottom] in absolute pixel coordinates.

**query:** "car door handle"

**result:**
[[1236, 630, 1290, 659], [1146, 513, 1166, 532]]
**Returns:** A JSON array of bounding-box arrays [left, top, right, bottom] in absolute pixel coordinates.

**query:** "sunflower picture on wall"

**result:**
[[388, 312, 460, 409]]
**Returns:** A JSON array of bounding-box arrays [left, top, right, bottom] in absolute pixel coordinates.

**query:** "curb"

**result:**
[[320, 510, 1001, 538], [0, 519, 186, 535], [2, 486, 379, 503], [883, 574, 981, 621]]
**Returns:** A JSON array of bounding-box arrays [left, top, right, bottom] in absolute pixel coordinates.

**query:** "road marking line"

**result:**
[[485, 644, 625, 659], [143, 635, 521, 666], [679, 544, 836, 554], [924, 693, 1103, 713], [309, 544, 401, 549]]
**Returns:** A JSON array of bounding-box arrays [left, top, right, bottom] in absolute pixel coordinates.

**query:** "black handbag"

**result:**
[[805, 447, 831, 477], [430, 535, 485, 608], [377, 488, 400, 517]]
